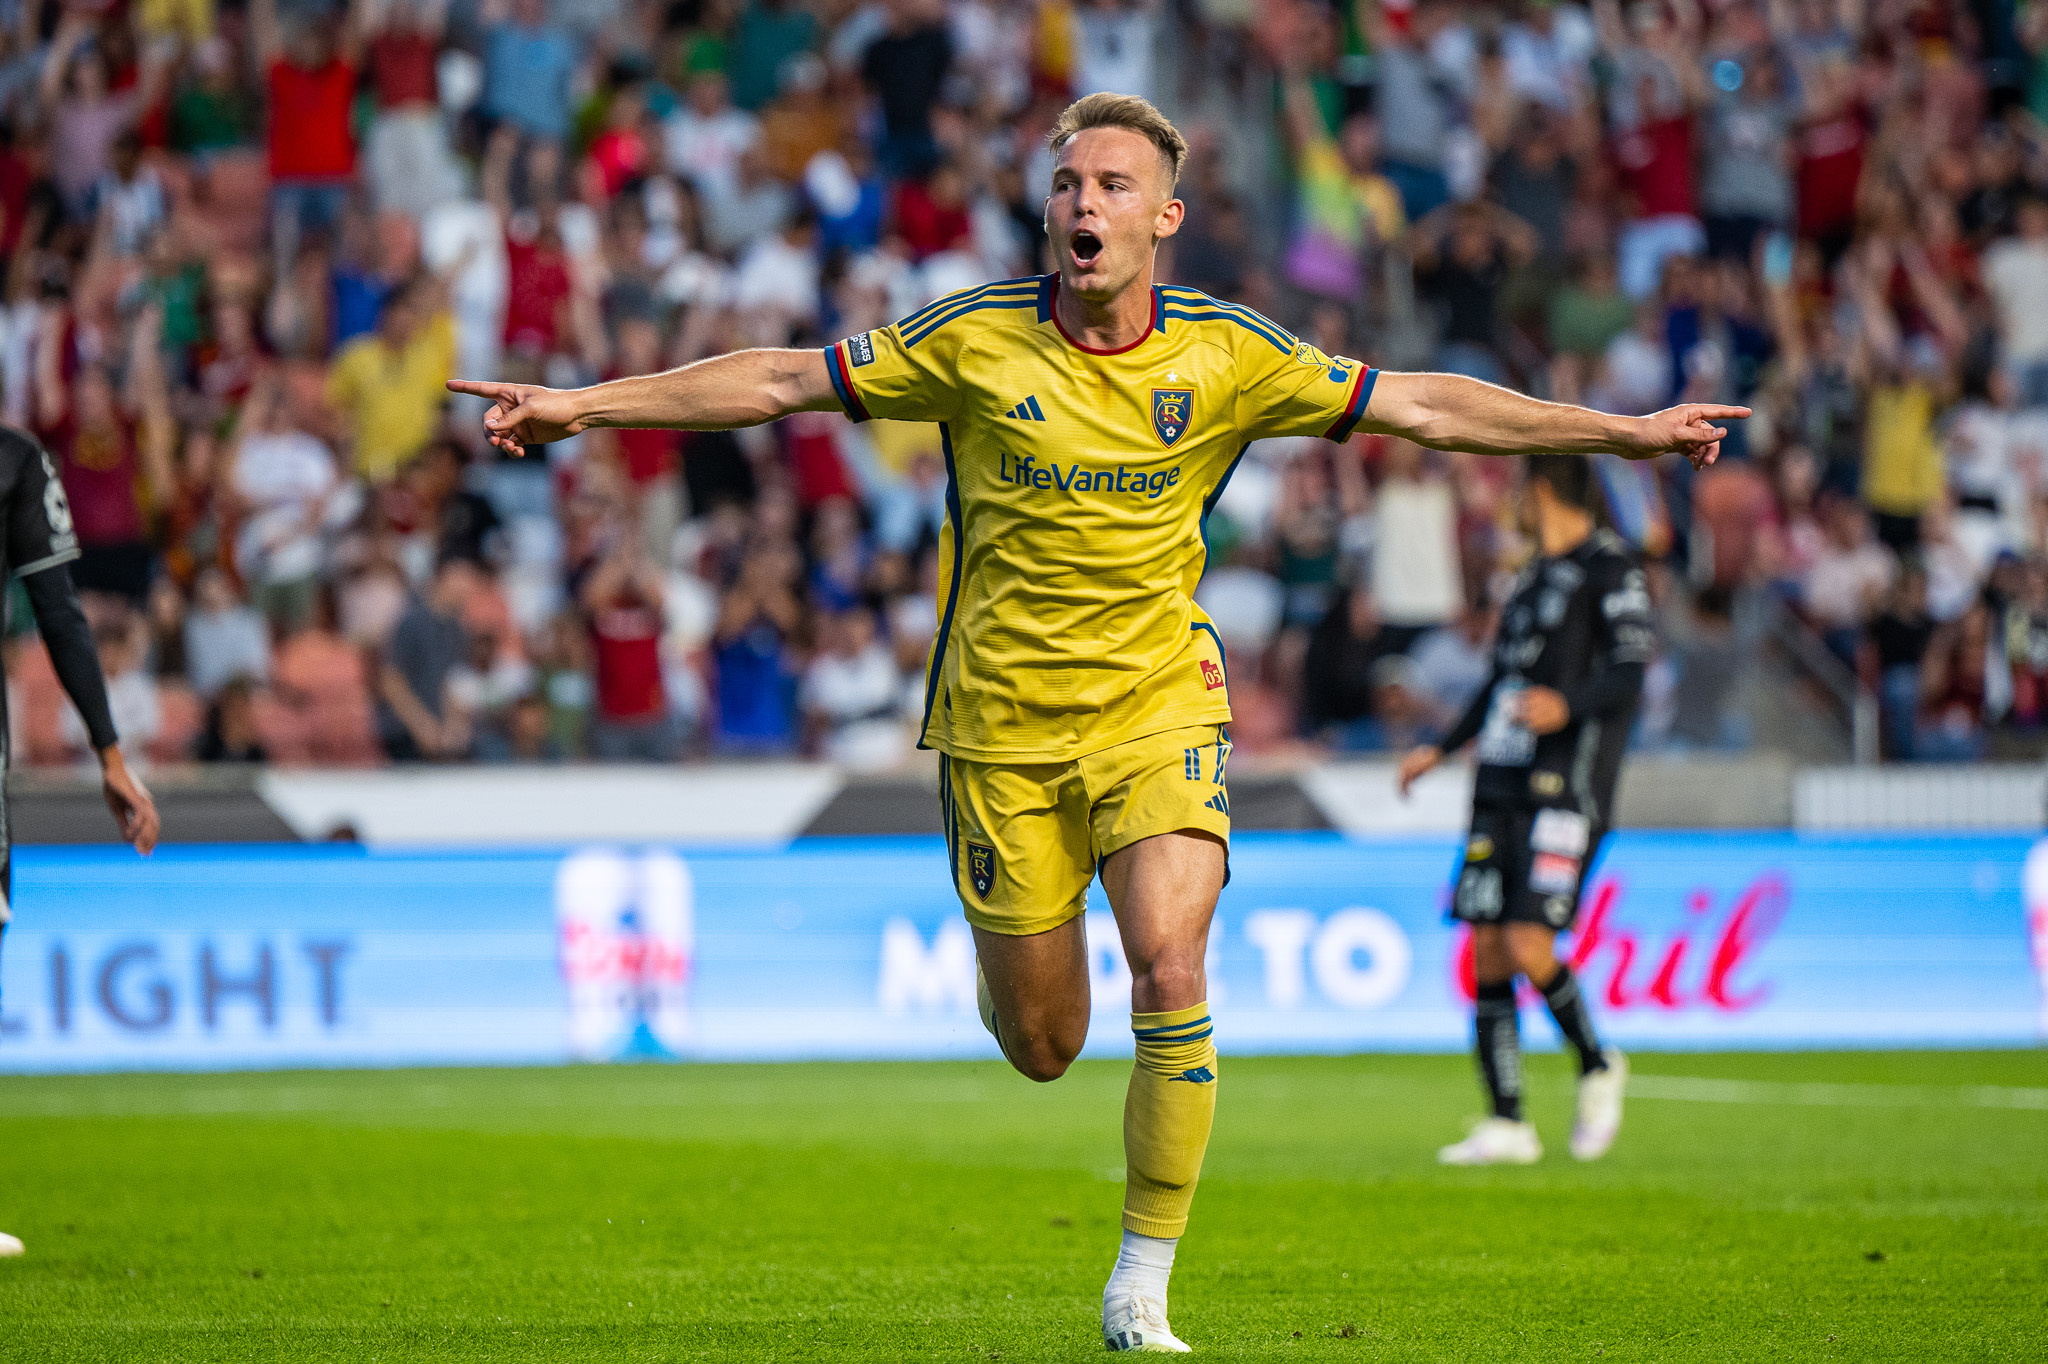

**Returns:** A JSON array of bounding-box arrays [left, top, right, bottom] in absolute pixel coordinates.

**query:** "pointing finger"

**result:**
[[447, 379, 509, 399]]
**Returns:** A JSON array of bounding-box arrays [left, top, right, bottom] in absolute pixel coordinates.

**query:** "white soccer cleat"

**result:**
[[1570, 1048, 1629, 1161], [0, 1231, 23, 1257], [1437, 1117, 1543, 1165], [1103, 1290, 1192, 1352]]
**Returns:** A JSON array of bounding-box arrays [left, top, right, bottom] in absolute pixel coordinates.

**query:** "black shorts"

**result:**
[[1451, 804, 1607, 931]]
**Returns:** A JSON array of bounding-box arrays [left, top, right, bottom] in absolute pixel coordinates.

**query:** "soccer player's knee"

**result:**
[[1470, 926, 1513, 983], [1011, 1030, 1082, 1083], [1129, 951, 1204, 1012]]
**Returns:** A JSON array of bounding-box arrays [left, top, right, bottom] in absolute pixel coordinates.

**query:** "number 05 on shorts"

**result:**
[[939, 724, 1232, 936]]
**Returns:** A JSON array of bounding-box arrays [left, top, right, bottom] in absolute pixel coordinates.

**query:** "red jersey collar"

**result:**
[[1046, 274, 1163, 356]]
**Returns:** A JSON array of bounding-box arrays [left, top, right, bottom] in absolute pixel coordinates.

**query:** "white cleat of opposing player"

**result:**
[[1103, 1290, 1192, 1353], [1437, 1116, 1544, 1165], [1570, 1048, 1629, 1161]]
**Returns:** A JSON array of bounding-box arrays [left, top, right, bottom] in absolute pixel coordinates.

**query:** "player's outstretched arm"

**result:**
[[1363, 371, 1749, 470], [447, 348, 843, 457]]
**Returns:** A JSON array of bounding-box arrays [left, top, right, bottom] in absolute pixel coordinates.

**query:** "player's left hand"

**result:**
[[99, 747, 159, 856], [1396, 745, 1441, 798], [1517, 686, 1571, 736], [1624, 404, 1751, 471]]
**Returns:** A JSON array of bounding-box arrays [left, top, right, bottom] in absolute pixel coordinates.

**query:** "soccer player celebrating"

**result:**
[[1399, 455, 1649, 1167], [451, 94, 1741, 1353], [0, 426, 160, 1259]]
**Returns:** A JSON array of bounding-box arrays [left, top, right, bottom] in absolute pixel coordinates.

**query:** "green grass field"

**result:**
[[2, 1050, 2044, 1362]]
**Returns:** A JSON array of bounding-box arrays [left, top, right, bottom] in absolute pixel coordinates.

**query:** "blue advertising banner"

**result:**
[[0, 832, 2042, 1073]]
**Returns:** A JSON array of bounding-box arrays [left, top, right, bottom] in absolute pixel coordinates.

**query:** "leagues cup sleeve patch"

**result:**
[[848, 331, 876, 366], [1152, 388, 1193, 447], [966, 842, 998, 899]]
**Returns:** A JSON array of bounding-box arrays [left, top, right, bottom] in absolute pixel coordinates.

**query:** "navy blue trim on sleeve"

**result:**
[[824, 342, 871, 423], [1325, 366, 1380, 441]]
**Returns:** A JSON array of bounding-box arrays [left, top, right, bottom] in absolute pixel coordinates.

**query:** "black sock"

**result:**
[[1540, 964, 1607, 1076], [1474, 980, 1523, 1122]]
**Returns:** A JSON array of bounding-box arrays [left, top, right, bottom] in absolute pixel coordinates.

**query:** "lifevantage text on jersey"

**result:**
[[996, 451, 1184, 499]]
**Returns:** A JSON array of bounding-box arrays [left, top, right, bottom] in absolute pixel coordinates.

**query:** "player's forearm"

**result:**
[[24, 567, 118, 751], [1438, 673, 1498, 756], [572, 349, 836, 432], [1373, 373, 1641, 458]]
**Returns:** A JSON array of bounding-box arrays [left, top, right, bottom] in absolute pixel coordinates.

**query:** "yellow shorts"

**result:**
[[939, 724, 1232, 936]]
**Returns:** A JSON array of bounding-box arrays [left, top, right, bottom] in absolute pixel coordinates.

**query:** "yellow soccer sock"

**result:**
[[1122, 1003, 1218, 1238]]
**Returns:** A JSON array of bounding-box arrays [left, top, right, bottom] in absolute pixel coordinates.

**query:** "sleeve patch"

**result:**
[[848, 332, 876, 367]]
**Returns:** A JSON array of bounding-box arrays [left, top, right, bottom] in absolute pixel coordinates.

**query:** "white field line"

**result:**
[[1630, 1074, 2048, 1111]]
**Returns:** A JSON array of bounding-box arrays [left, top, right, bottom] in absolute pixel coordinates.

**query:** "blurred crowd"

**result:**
[[8, 0, 2048, 770]]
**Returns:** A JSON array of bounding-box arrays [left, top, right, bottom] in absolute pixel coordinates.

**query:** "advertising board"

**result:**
[[0, 833, 2040, 1072]]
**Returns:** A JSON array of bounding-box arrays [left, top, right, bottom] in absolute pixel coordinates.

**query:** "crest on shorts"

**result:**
[[966, 843, 997, 899], [1152, 388, 1193, 447]]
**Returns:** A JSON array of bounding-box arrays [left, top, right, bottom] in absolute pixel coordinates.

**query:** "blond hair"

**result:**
[[1046, 92, 1189, 189]]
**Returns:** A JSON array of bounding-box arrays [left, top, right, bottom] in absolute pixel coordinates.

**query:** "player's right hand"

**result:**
[[99, 747, 159, 856], [445, 380, 588, 456], [1624, 404, 1752, 471], [1396, 745, 1441, 799]]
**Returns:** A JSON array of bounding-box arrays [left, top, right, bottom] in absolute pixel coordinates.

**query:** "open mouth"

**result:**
[[1069, 229, 1103, 268]]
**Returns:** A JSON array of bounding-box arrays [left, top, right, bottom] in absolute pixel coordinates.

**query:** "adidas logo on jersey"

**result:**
[[1004, 396, 1047, 421]]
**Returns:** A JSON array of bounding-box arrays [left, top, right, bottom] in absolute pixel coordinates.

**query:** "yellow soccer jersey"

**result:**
[[824, 273, 1379, 762]]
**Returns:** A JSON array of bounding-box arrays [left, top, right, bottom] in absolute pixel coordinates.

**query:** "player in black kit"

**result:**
[[1398, 454, 1650, 1165], [0, 425, 160, 1258]]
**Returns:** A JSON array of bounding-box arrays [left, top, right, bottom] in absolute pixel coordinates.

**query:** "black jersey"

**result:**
[[1441, 529, 1652, 822], [0, 425, 80, 582], [0, 423, 86, 899], [0, 424, 84, 745]]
